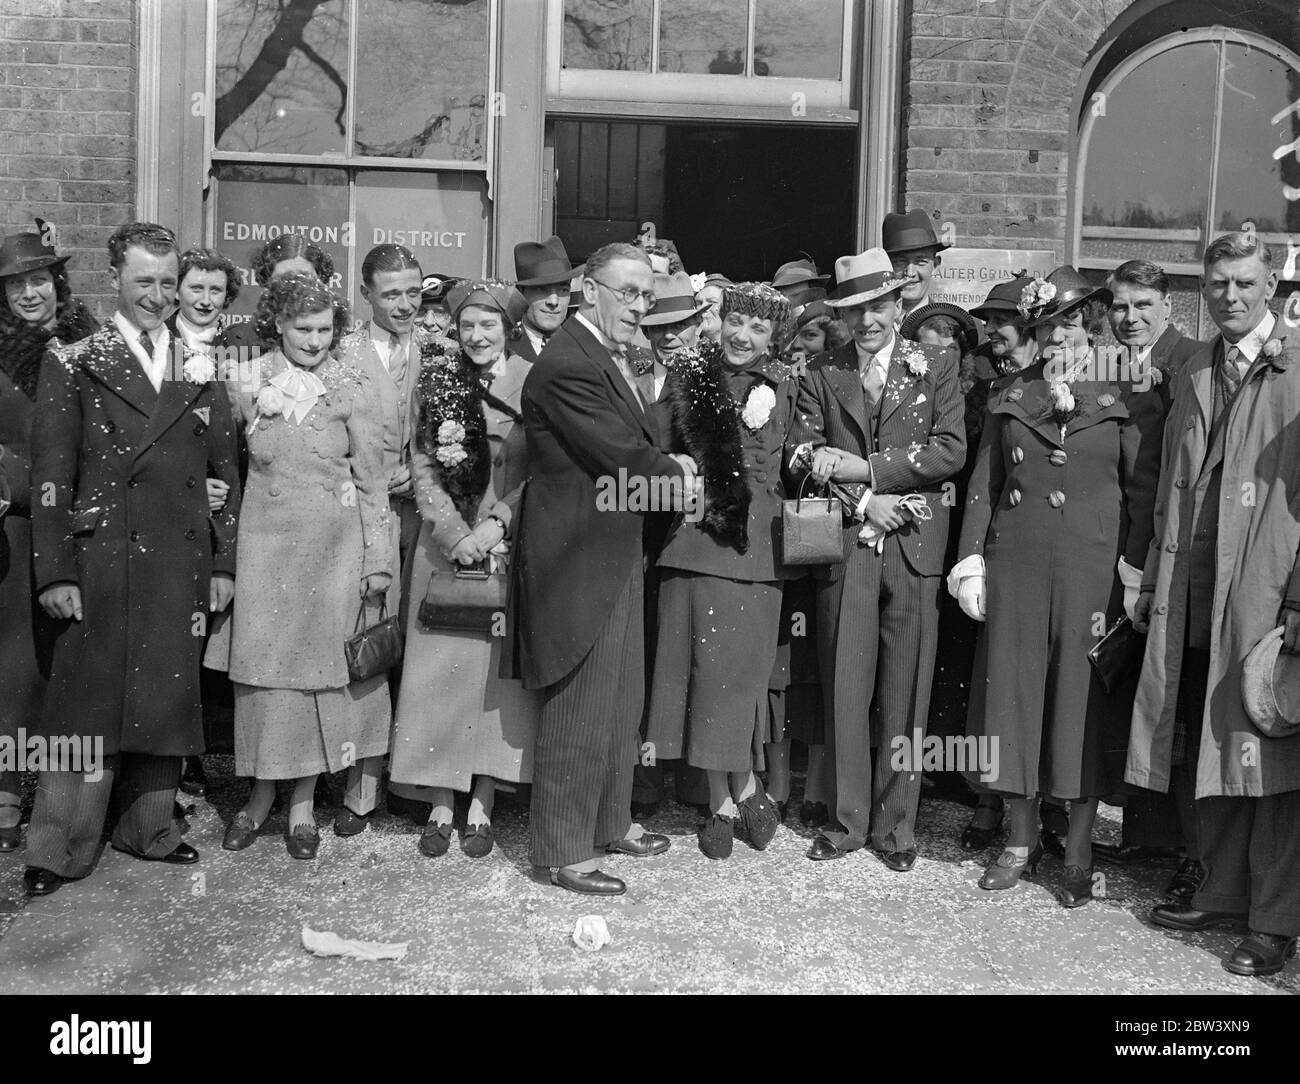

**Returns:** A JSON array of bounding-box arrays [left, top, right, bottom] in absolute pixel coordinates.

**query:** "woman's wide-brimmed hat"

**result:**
[[447, 279, 525, 324], [970, 275, 1036, 322], [1242, 625, 1300, 738], [0, 220, 68, 280], [1023, 265, 1113, 327], [881, 210, 951, 256], [827, 248, 912, 309], [643, 271, 710, 326], [795, 299, 834, 329], [514, 235, 584, 288], [899, 301, 981, 354]]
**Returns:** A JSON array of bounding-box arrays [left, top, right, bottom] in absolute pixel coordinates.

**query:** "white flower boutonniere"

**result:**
[[740, 384, 776, 431], [901, 343, 930, 379], [256, 385, 286, 416], [183, 354, 217, 384], [1263, 339, 1283, 360]]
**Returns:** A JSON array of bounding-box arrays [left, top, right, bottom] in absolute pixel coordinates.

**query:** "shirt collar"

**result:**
[[1228, 310, 1276, 365], [575, 311, 620, 353], [175, 312, 217, 351], [855, 332, 895, 371]]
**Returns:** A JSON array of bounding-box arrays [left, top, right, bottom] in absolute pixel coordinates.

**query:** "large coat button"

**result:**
[[130, 530, 140, 542], [194, 423, 206, 435], [1049, 449, 1067, 466], [1011, 446, 1024, 464], [269, 485, 282, 498], [186, 477, 197, 488], [1049, 490, 1065, 508], [754, 472, 768, 482], [1008, 488, 1021, 506], [105, 421, 116, 433], [1166, 542, 1178, 552], [1155, 603, 1168, 615], [127, 478, 137, 488], [1174, 478, 1187, 489], [185, 528, 196, 540]]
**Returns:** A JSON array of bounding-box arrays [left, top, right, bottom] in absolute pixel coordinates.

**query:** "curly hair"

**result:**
[[178, 247, 241, 309], [253, 271, 349, 347], [1038, 296, 1110, 343], [251, 233, 334, 287], [107, 222, 177, 270]]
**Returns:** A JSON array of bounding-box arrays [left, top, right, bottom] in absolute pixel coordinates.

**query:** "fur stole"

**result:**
[[665, 338, 750, 552], [0, 299, 97, 399]]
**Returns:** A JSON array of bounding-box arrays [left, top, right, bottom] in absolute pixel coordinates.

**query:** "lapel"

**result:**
[[567, 317, 656, 442], [879, 338, 925, 426], [987, 366, 1067, 449], [136, 376, 205, 462], [818, 342, 869, 446], [492, 351, 530, 415], [80, 323, 160, 419]]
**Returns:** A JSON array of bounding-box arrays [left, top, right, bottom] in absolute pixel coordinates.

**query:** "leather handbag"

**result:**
[[344, 598, 403, 682], [781, 475, 845, 566], [1087, 615, 1146, 694], [418, 561, 508, 632]]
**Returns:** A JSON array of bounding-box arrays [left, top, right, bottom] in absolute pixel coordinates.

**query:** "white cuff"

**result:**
[[855, 488, 874, 519], [946, 554, 986, 598], [1117, 556, 1143, 590]]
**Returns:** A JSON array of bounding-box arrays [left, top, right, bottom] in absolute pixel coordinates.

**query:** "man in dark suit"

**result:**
[[508, 236, 583, 364], [515, 242, 696, 896], [22, 222, 241, 897], [1095, 259, 1203, 893], [794, 247, 966, 869]]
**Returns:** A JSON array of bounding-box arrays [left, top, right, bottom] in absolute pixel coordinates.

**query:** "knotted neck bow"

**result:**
[[269, 365, 327, 425]]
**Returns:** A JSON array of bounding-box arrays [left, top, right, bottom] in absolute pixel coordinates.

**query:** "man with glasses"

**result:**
[[512, 242, 698, 896]]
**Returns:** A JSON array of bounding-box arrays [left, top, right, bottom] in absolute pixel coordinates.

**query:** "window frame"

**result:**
[[546, 0, 856, 113]]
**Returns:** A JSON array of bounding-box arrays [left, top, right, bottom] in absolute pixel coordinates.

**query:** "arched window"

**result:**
[[1075, 27, 1300, 335]]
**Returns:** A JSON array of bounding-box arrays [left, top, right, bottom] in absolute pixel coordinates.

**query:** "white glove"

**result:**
[[957, 574, 986, 622], [1117, 556, 1142, 622]]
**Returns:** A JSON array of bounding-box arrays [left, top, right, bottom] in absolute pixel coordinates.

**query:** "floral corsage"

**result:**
[[897, 339, 930, 379], [182, 350, 217, 384], [1017, 272, 1057, 322], [740, 384, 776, 431]]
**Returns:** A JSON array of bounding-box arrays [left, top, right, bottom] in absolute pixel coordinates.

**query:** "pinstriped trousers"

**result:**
[[26, 753, 183, 878], [817, 534, 941, 853], [530, 571, 643, 869]]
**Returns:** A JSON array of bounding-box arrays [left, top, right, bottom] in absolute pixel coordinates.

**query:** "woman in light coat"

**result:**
[[389, 280, 540, 860]]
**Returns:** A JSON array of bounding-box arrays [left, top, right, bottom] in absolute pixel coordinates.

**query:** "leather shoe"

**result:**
[[0, 823, 21, 852], [630, 800, 660, 821], [605, 832, 670, 857], [178, 756, 208, 798], [549, 866, 626, 896], [386, 792, 432, 826], [222, 812, 260, 852], [160, 842, 200, 865], [418, 821, 453, 858], [1056, 864, 1095, 908], [698, 814, 734, 860], [806, 835, 846, 862], [1164, 858, 1205, 903], [460, 822, 494, 859], [285, 824, 320, 861], [24, 867, 62, 896], [879, 848, 917, 872], [1223, 932, 1297, 977], [1150, 902, 1246, 932], [333, 809, 370, 837]]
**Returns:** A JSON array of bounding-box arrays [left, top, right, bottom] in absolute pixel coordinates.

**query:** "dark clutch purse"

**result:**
[[418, 561, 508, 631], [1088, 615, 1146, 694], [781, 475, 845, 566], [344, 598, 403, 682]]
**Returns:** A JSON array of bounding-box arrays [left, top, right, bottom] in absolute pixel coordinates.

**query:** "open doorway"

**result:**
[[552, 118, 857, 281]]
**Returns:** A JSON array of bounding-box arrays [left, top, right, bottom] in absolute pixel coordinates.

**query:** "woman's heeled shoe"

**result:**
[[960, 810, 1004, 851], [418, 821, 453, 858], [460, 822, 494, 859], [222, 811, 262, 851], [285, 823, 320, 860], [1056, 864, 1096, 908], [1038, 826, 1066, 859], [978, 843, 1043, 891]]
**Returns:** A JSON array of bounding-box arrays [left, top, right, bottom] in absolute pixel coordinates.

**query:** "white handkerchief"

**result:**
[[193, 406, 210, 426]]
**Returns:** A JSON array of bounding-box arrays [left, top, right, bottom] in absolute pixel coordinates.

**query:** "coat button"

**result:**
[[186, 477, 197, 488], [752, 450, 768, 464], [1186, 420, 1195, 429], [130, 530, 140, 542], [1049, 490, 1066, 508], [185, 528, 196, 540], [194, 423, 205, 435], [269, 485, 282, 498], [1175, 478, 1187, 489], [1049, 449, 1067, 466], [1008, 488, 1021, 506], [754, 472, 768, 482], [105, 421, 116, 433], [1011, 447, 1024, 464], [1155, 603, 1168, 615], [127, 478, 137, 488], [1166, 542, 1178, 552]]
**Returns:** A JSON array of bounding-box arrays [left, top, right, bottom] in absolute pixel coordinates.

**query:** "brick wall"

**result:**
[[901, 0, 1139, 261], [0, 0, 137, 320]]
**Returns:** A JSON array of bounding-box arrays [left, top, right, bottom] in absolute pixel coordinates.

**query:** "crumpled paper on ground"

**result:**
[[572, 915, 611, 952], [301, 925, 408, 961]]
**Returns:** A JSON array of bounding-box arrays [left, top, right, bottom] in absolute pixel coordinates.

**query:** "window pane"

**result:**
[[353, 171, 489, 315], [354, 0, 488, 161], [211, 164, 349, 322], [658, 0, 748, 75], [1214, 42, 1300, 235], [564, 0, 652, 71], [754, 0, 843, 79], [214, 0, 350, 155], [1081, 42, 1218, 229]]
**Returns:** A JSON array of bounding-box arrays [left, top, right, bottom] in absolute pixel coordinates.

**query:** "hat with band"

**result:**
[[0, 219, 68, 280], [826, 248, 912, 308], [642, 271, 710, 326]]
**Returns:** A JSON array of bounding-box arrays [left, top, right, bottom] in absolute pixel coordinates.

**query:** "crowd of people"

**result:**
[[0, 206, 1296, 980]]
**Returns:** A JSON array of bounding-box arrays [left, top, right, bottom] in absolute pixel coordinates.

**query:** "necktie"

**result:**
[[138, 331, 163, 391], [862, 355, 885, 406], [1221, 345, 1244, 399], [612, 346, 645, 410]]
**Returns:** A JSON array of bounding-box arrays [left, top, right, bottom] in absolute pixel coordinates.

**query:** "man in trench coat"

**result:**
[[22, 222, 241, 896], [1129, 231, 1300, 976]]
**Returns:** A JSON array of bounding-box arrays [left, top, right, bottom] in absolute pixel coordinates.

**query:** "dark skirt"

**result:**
[[646, 570, 783, 773]]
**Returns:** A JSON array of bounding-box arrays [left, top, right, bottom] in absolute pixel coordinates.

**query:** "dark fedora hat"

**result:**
[[1023, 265, 1113, 327], [881, 210, 951, 256], [0, 220, 68, 280], [514, 235, 584, 288], [969, 275, 1036, 322], [899, 301, 981, 354], [772, 258, 830, 291]]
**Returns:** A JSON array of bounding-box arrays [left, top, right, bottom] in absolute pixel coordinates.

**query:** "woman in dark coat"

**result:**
[[645, 282, 798, 859], [0, 225, 96, 850], [949, 266, 1159, 906]]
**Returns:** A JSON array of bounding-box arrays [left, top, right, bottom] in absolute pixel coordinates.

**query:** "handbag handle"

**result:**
[[796, 471, 830, 509], [354, 596, 388, 633], [454, 560, 491, 581]]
